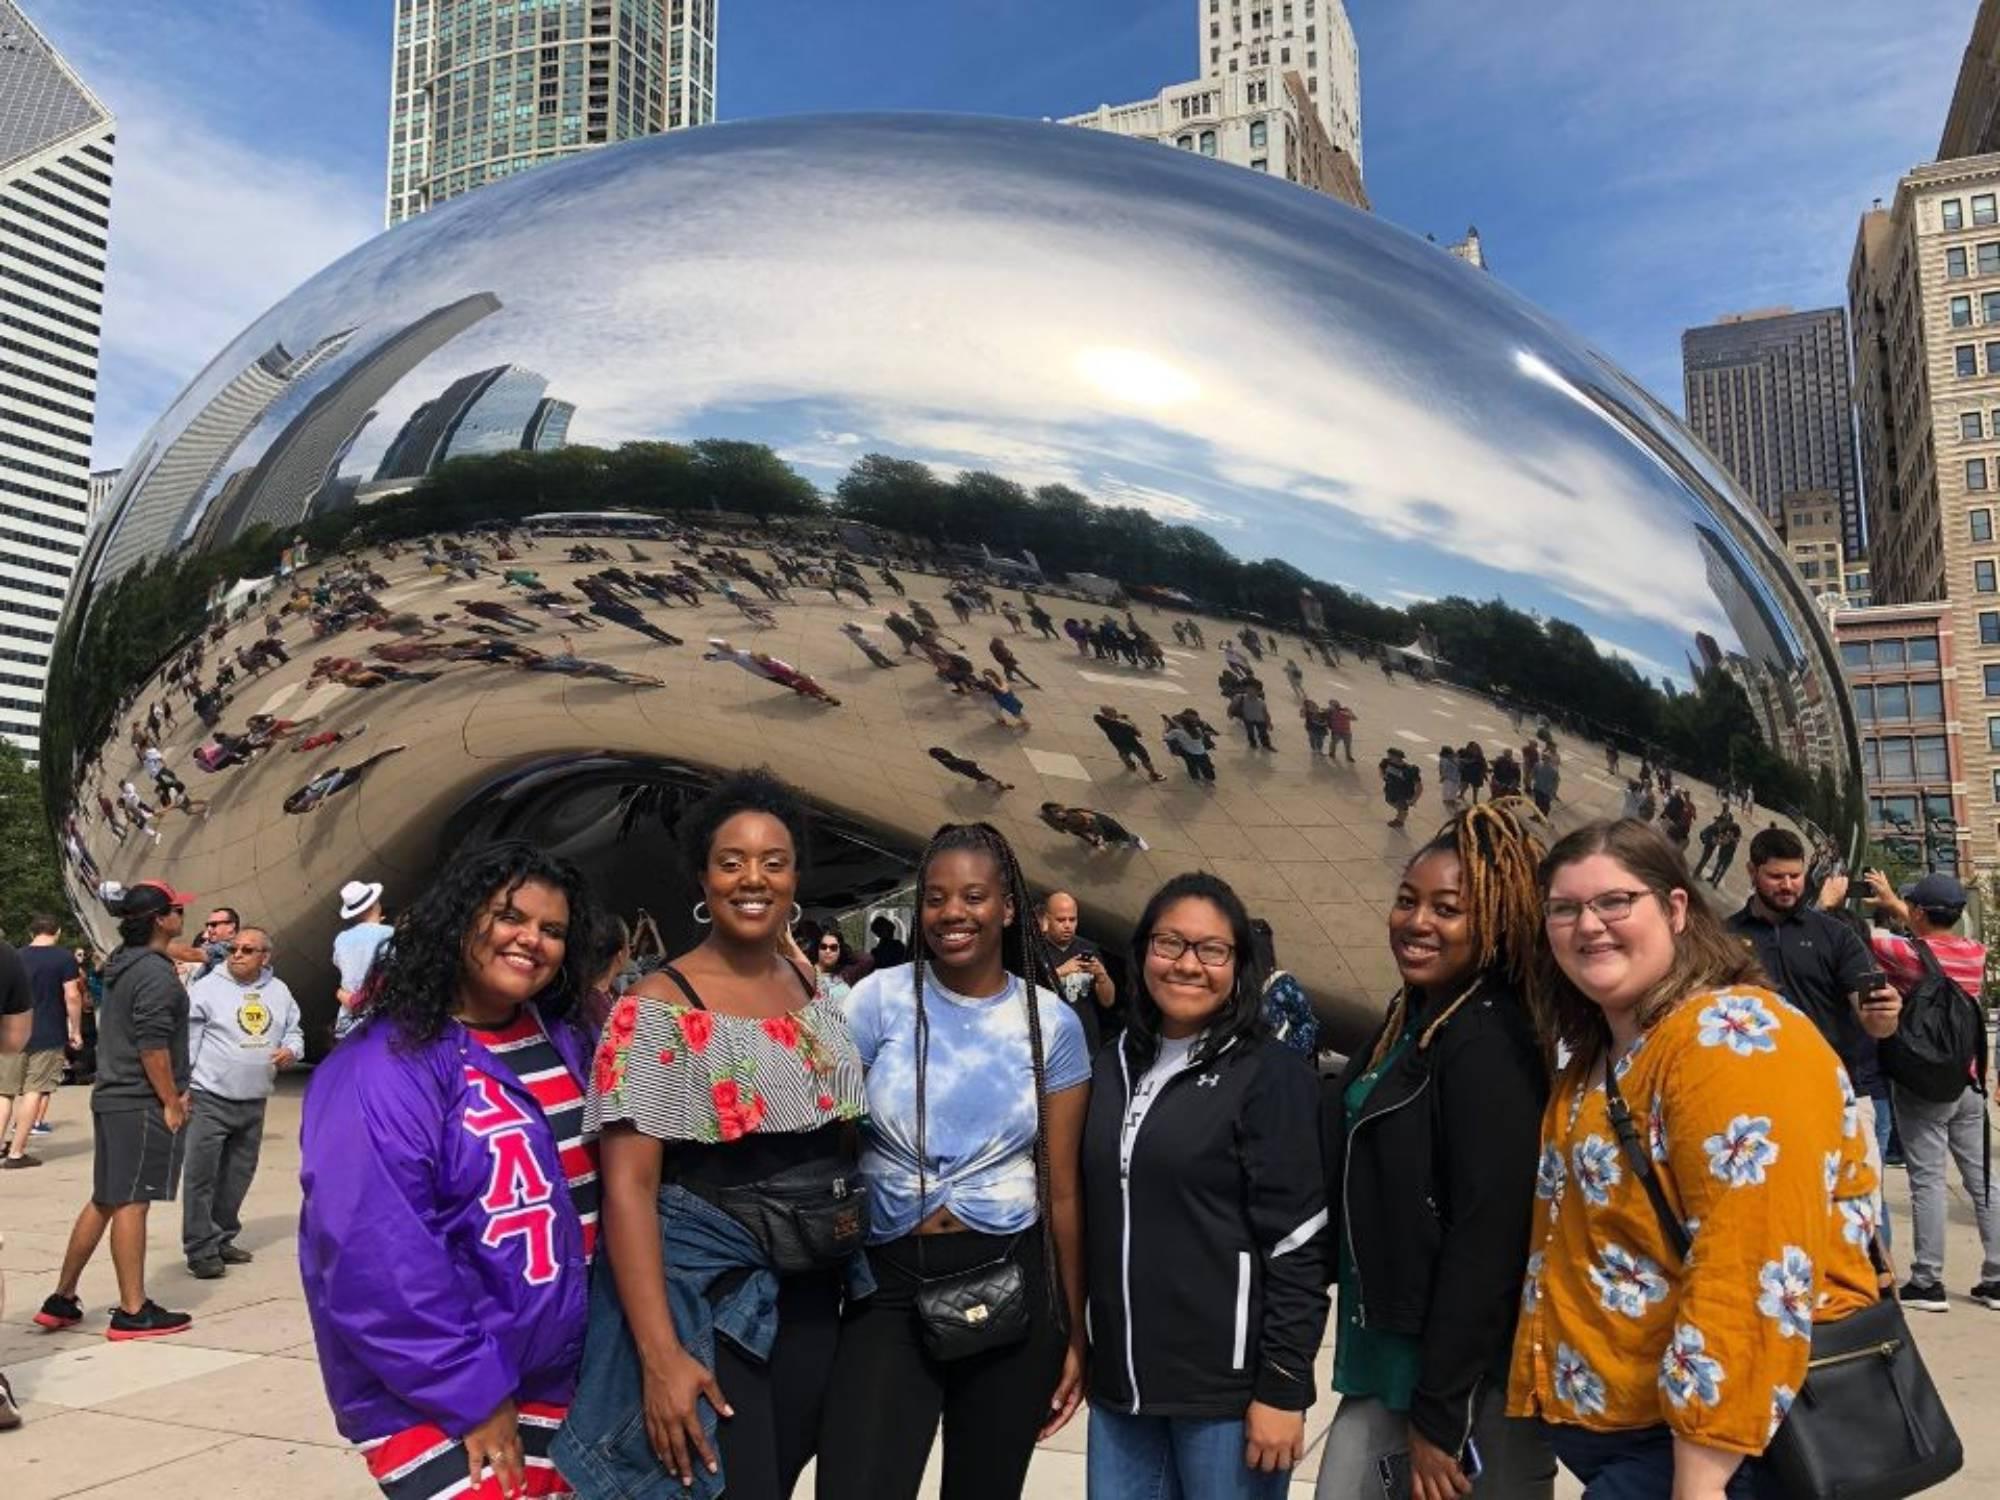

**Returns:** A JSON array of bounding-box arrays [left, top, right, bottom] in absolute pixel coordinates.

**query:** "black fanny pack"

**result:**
[[696, 1159, 869, 1274]]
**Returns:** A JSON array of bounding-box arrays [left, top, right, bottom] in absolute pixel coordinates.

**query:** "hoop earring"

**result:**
[[791, 903, 804, 925], [692, 901, 712, 925]]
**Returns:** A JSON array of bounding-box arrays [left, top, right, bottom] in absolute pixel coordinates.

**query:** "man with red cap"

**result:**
[[35, 880, 198, 1340]]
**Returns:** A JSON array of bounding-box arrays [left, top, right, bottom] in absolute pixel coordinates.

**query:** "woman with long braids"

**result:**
[[555, 769, 870, 1500], [816, 822, 1091, 1499], [1317, 804, 1559, 1500], [300, 841, 608, 1500], [1082, 872, 1331, 1498]]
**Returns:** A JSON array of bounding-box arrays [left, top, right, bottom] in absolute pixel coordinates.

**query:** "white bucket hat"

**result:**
[[339, 879, 384, 921]]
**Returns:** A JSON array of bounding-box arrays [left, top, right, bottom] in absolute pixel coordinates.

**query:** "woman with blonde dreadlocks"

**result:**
[[816, 822, 1090, 1499], [1317, 804, 1558, 1500]]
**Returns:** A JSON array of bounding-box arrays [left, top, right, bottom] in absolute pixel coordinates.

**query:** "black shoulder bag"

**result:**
[[1602, 1062, 1961, 1500]]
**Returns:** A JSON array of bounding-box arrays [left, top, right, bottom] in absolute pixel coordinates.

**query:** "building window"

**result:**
[[1875, 638, 1907, 667], [1987, 664, 2000, 698], [1945, 197, 1966, 230], [1951, 246, 1970, 278], [1176, 133, 1194, 148], [1910, 635, 1941, 665], [1249, 118, 1267, 149], [1199, 129, 1217, 156], [1985, 291, 2000, 324], [1981, 242, 2000, 274], [1879, 737, 1916, 778], [1983, 610, 2000, 644], [1986, 341, 2000, 374], [1958, 344, 1979, 377], [1966, 411, 1987, 441], [1954, 295, 1975, 327], [1250, 157, 1267, 170], [1976, 193, 1998, 226], [1978, 558, 1998, 591], [1914, 679, 1944, 717], [1977, 508, 1995, 540], [1971, 459, 1991, 492], [1916, 734, 1949, 776], [1876, 683, 1911, 720], [1840, 640, 1871, 669]]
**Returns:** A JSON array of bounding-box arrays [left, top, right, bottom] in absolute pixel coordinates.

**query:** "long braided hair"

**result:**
[[908, 821, 1067, 1332], [1366, 800, 1552, 1070]]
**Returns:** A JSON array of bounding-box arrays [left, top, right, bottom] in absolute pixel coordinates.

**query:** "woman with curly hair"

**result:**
[[1507, 819, 1881, 1498], [816, 821, 1091, 1499], [1317, 803, 1557, 1500], [299, 840, 608, 1500], [554, 769, 869, 1500]]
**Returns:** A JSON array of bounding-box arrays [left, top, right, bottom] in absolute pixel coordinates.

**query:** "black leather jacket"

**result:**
[[1320, 975, 1547, 1456]]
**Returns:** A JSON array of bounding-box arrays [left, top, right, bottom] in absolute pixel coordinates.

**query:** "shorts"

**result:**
[[363, 1402, 572, 1499], [91, 1105, 186, 1206], [4, 1049, 66, 1096]]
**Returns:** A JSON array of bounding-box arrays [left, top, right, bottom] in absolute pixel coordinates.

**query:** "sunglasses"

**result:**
[[230, 944, 270, 955]]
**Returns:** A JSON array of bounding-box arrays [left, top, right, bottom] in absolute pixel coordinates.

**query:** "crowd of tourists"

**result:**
[[12, 755, 1985, 1498]]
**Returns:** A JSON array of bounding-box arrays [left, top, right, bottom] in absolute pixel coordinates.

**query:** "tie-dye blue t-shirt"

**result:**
[[841, 963, 1090, 1241]]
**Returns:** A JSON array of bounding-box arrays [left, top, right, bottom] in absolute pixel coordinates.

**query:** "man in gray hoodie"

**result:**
[[36, 880, 196, 1340], [182, 925, 302, 1278]]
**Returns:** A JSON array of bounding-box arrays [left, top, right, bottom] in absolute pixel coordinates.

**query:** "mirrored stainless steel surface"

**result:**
[[49, 114, 1861, 1048]]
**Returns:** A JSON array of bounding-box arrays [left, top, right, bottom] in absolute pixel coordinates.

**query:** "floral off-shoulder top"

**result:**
[[1505, 985, 1880, 1458], [585, 988, 867, 1144]]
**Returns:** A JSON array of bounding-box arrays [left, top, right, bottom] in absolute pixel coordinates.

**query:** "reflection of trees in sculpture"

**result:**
[[50, 433, 1848, 843], [0, 743, 70, 934]]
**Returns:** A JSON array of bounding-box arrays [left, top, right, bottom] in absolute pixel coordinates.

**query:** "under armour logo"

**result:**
[[1196, 1073, 1220, 1088]]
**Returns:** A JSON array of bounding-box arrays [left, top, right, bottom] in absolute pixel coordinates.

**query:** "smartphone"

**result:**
[[1377, 1438, 1482, 1498], [1855, 969, 1890, 1004]]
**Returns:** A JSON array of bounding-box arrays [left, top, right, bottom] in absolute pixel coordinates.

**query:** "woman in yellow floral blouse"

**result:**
[[1507, 819, 1879, 1499]]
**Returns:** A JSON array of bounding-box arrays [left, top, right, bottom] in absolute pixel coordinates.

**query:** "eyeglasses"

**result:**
[[817, 940, 841, 950], [230, 944, 270, 955], [1544, 889, 1658, 927], [1148, 932, 1235, 967], [204, 918, 234, 929]]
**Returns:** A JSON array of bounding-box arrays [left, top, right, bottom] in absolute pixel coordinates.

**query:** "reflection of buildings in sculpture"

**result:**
[[94, 332, 353, 581], [1680, 307, 1862, 559], [1695, 523, 1789, 674], [1833, 602, 1967, 873], [203, 293, 501, 547], [1063, 65, 1366, 209], [0, 0, 116, 755], [1444, 226, 1487, 270], [373, 363, 555, 482], [1938, 0, 2000, 160], [525, 396, 576, 452], [386, 0, 721, 225]]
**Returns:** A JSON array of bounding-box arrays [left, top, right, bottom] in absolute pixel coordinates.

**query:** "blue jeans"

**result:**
[[1087, 1407, 1290, 1499], [1543, 1423, 1774, 1499], [1869, 1092, 1895, 1250]]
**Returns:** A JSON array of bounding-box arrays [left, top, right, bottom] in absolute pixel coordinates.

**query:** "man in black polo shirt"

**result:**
[[1725, 829, 1903, 1200]]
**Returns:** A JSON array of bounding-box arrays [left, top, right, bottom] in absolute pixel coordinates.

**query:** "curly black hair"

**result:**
[[675, 766, 812, 882], [364, 839, 606, 1046]]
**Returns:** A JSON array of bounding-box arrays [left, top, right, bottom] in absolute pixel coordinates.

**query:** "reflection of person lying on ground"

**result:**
[[307, 656, 444, 689], [291, 721, 368, 753], [152, 769, 210, 818], [585, 598, 683, 645], [927, 746, 1013, 792], [1037, 802, 1149, 851], [501, 568, 541, 588], [364, 610, 444, 638], [701, 638, 841, 704], [459, 599, 540, 632], [282, 744, 409, 815], [510, 636, 663, 687], [368, 639, 454, 665]]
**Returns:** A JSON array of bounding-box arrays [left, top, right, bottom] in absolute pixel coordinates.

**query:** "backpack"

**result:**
[[1880, 940, 1989, 1105]]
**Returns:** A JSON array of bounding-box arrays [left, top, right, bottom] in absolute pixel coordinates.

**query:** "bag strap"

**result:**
[[658, 966, 707, 1011], [1601, 1059, 1693, 1263]]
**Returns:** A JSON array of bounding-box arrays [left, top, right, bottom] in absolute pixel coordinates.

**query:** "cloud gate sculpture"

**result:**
[[51, 114, 1861, 1052]]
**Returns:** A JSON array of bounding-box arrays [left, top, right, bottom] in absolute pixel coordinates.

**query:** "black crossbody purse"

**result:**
[[911, 1232, 1032, 1362], [1602, 1064, 1962, 1500]]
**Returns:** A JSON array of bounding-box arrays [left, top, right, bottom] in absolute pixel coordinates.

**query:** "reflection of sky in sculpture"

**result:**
[[96, 114, 1815, 692]]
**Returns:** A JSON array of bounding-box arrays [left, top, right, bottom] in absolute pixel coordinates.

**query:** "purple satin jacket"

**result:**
[[298, 1006, 593, 1443]]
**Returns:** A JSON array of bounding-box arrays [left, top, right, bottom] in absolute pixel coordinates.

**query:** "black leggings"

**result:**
[[711, 1268, 841, 1499], [815, 1229, 1066, 1500]]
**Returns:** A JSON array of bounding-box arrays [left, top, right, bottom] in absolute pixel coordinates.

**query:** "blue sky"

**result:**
[[28, 0, 1978, 471]]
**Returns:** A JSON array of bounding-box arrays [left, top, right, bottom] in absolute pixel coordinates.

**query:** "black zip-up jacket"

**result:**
[[1083, 1030, 1331, 1418], [1321, 977, 1546, 1456]]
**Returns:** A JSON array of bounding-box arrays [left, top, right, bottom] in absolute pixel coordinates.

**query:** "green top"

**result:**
[[1331, 1021, 1425, 1410]]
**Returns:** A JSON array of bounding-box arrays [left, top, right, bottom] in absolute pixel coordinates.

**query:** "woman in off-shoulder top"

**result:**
[[555, 770, 867, 1500]]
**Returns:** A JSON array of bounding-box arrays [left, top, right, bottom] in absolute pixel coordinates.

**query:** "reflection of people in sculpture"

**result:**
[[1038, 801, 1149, 851], [839, 621, 898, 668], [702, 637, 841, 705], [291, 722, 369, 754], [717, 580, 779, 628], [459, 599, 539, 633], [514, 636, 663, 687], [928, 745, 1013, 792], [308, 656, 444, 689], [365, 610, 445, 639], [577, 584, 683, 646], [282, 745, 408, 815]]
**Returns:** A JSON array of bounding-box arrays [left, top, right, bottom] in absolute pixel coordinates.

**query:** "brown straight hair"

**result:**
[[1535, 818, 1767, 1073]]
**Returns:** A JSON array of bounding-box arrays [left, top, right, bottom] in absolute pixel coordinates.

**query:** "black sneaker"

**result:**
[[217, 1245, 254, 1265], [0, 1154, 41, 1170], [105, 1301, 192, 1342], [32, 1293, 80, 1330], [187, 1259, 225, 1281], [1899, 1278, 1950, 1313], [1970, 1281, 2000, 1310]]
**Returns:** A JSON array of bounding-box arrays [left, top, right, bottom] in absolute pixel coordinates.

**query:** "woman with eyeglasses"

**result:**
[[1507, 819, 1880, 1499], [1082, 872, 1330, 1498], [1316, 805, 1557, 1500], [811, 929, 857, 1005]]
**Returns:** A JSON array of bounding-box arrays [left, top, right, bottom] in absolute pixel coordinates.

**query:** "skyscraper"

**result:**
[[1680, 307, 1863, 560], [1196, 0, 1359, 172], [373, 363, 552, 481], [386, 0, 719, 226], [0, 0, 113, 758]]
